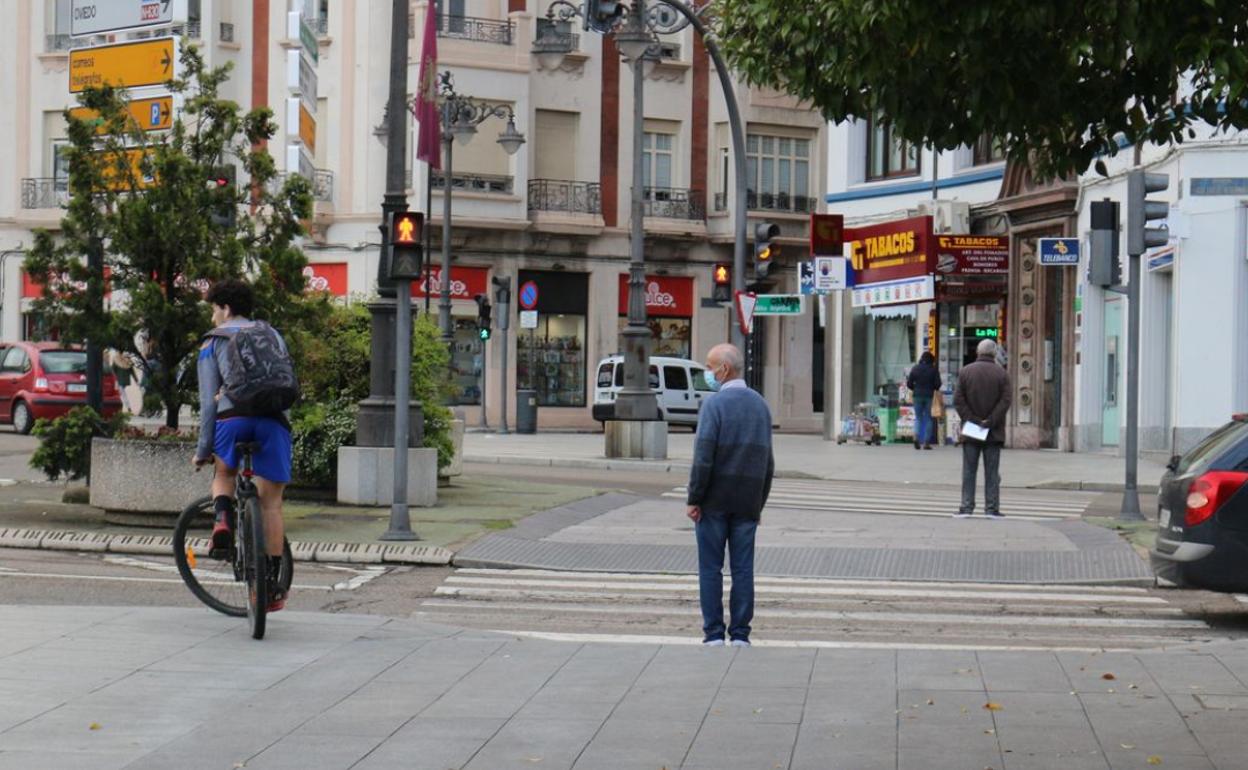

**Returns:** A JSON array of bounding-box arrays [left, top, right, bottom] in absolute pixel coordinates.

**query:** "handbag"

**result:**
[[930, 396, 945, 420]]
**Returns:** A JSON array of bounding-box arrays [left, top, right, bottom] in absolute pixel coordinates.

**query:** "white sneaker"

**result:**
[[953, 512, 971, 519], [729, 639, 751, 648], [702, 638, 725, 647]]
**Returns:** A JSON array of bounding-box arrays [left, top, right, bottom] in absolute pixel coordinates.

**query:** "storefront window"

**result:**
[[449, 316, 483, 405], [518, 314, 586, 406], [615, 317, 692, 360], [616, 274, 695, 361]]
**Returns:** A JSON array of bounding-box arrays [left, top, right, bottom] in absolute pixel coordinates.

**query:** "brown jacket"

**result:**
[[954, 354, 1011, 444]]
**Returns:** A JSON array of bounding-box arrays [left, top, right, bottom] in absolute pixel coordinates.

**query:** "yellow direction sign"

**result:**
[[70, 95, 174, 134], [299, 103, 316, 154], [69, 38, 176, 93], [100, 148, 157, 191]]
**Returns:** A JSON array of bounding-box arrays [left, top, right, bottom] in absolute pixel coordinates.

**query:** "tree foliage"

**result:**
[[712, 0, 1248, 177], [24, 44, 314, 426]]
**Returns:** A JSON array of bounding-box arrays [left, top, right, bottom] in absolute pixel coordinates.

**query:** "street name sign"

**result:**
[[71, 0, 186, 37], [1038, 237, 1080, 266], [70, 37, 177, 93], [71, 95, 174, 133], [753, 294, 805, 316]]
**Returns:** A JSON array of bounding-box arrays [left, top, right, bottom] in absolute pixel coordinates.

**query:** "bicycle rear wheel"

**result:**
[[173, 496, 247, 617], [243, 496, 268, 639]]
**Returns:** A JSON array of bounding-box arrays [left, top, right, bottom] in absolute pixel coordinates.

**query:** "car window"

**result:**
[[40, 351, 87, 374], [664, 366, 689, 391], [692, 367, 714, 392], [1177, 420, 1248, 476], [596, 362, 614, 388], [649, 365, 659, 390], [614, 364, 624, 387], [1, 347, 26, 373]]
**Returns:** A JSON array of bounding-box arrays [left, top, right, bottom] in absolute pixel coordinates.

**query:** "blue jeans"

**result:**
[[913, 396, 933, 446], [694, 512, 758, 642]]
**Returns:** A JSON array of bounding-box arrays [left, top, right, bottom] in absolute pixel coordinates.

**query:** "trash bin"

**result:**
[[516, 389, 538, 434]]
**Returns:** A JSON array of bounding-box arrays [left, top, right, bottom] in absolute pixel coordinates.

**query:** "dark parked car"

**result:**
[[1150, 414, 1248, 592], [0, 342, 121, 434]]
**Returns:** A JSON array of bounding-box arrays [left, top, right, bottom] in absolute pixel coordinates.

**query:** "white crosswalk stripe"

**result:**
[[419, 568, 1220, 652], [663, 479, 1097, 520]]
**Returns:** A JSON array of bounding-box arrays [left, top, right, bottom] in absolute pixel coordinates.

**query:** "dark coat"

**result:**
[[953, 354, 1012, 444], [906, 361, 942, 398]]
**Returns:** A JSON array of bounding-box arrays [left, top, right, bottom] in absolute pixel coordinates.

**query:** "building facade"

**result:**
[[0, 0, 829, 431]]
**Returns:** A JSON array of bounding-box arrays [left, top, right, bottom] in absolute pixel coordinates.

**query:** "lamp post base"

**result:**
[[604, 419, 668, 460]]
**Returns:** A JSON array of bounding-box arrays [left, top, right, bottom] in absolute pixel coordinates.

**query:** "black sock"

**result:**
[[268, 556, 283, 582], [213, 495, 234, 522]]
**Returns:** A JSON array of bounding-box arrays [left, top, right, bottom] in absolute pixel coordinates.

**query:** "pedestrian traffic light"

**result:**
[[475, 293, 492, 341], [208, 165, 236, 228], [585, 0, 625, 31], [1088, 198, 1120, 288], [754, 222, 780, 280], [1127, 169, 1170, 256], [389, 211, 423, 280], [712, 263, 731, 302]]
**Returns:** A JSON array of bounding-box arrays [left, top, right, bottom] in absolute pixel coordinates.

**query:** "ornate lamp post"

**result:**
[[434, 72, 526, 346]]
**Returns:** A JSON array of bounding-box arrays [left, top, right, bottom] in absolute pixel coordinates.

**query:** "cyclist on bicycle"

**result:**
[[193, 279, 294, 612]]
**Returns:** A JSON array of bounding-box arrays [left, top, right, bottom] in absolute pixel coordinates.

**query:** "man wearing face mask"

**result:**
[[686, 343, 775, 647]]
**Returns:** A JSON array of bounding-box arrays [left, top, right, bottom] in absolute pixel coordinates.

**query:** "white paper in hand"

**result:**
[[961, 421, 990, 442]]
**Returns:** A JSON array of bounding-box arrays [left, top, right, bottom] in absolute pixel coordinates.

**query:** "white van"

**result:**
[[592, 355, 712, 428]]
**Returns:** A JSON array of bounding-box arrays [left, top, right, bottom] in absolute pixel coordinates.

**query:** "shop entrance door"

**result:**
[[1102, 297, 1122, 447]]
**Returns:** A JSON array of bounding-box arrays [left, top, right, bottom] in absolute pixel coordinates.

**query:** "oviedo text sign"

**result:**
[[845, 215, 934, 285]]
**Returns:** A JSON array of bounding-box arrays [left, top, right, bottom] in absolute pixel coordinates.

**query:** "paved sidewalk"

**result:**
[[0, 605, 1242, 770], [465, 432, 1168, 491]]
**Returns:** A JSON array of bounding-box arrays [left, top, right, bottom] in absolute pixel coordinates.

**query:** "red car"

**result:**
[[0, 342, 122, 433]]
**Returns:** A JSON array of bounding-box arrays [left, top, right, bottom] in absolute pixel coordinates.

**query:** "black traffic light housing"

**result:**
[[754, 222, 780, 280], [475, 293, 492, 341], [1088, 198, 1120, 288], [585, 0, 625, 32], [208, 165, 236, 228], [389, 211, 424, 280], [1127, 170, 1169, 255], [712, 263, 731, 302]]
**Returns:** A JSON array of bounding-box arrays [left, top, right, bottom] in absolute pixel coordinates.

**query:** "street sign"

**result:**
[[519, 310, 538, 329], [69, 37, 177, 93], [1038, 237, 1080, 266], [285, 98, 317, 155], [753, 294, 805, 316], [287, 11, 319, 66], [70, 95, 174, 133], [285, 143, 314, 181], [734, 291, 757, 335], [286, 49, 318, 114], [71, 0, 186, 37], [809, 213, 844, 256], [518, 281, 539, 310], [799, 262, 816, 295], [814, 256, 847, 291], [100, 148, 157, 191]]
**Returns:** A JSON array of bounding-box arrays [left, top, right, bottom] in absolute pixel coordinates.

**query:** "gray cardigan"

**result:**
[[685, 383, 775, 520]]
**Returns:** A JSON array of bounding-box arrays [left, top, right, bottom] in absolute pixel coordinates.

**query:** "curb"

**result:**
[[1030, 480, 1161, 494], [0, 527, 453, 566]]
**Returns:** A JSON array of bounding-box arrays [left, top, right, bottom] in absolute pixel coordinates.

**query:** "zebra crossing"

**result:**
[[662, 478, 1098, 521], [418, 568, 1221, 652]]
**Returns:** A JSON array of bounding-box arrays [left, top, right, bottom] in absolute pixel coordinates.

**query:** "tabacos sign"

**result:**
[[845, 215, 934, 285]]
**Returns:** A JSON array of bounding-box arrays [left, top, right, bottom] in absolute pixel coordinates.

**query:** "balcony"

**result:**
[[410, 14, 514, 44], [431, 171, 513, 195], [21, 178, 68, 209], [271, 170, 334, 203], [535, 18, 580, 53], [312, 15, 329, 36], [713, 190, 819, 215], [528, 180, 600, 215], [642, 187, 705, 220]]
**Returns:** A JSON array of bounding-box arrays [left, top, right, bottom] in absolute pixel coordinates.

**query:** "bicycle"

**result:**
[[173, 442, 293, 640]]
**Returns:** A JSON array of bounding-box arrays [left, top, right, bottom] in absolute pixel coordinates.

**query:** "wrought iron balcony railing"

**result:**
[[713, 190, 819, 214], [642, 187, 705, 221], [535, 18, 580, 53], [270, 170, 334, 203], [431, 172, 514, 195], [528, 179, 601, 215], [21, 178, 68, 209], [313, 15, 329, 36], [422, 14, 513, 45]]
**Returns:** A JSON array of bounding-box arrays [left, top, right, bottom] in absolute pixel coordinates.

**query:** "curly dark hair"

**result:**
[[205, 279, 255, 318]]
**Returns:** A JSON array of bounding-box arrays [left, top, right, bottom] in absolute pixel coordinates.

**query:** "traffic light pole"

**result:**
[[494, 276, 511, 434], [1120, 247, 1143, 521], [479, 344, 488, 430]]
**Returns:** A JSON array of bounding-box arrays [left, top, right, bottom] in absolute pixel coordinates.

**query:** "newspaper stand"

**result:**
[[837, 402, 882, 445]]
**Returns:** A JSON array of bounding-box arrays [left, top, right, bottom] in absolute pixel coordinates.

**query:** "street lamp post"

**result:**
[[532, 0, 752, 374], [435, 73, 526, 347]]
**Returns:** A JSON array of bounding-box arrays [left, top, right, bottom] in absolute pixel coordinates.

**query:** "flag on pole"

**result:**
[[413, 0, 441, 169]]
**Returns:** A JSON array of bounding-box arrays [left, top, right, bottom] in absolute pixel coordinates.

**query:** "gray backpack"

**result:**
[[206, 321, 300, 415]]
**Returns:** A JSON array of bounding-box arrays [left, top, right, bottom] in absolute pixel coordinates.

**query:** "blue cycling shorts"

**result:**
[[213, 416, 292, 483]]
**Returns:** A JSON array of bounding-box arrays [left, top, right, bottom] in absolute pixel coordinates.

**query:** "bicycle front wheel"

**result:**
[[243, 496, 268, 640], [173, 496, 247, 618]]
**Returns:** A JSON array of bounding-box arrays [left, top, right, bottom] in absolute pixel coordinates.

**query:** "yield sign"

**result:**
[[735, 290, 758, 336]]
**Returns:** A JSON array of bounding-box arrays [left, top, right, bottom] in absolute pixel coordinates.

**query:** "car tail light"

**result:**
[[1185, 471, 1248, 526], [33, 378, 48, 392]]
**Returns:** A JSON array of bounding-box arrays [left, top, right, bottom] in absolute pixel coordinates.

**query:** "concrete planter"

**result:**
[[89, 438, 210, 514], [441, 419, 465, 479]]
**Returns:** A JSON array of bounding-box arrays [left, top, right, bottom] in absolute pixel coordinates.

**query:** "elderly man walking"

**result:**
[[953, 338, 1012, 518], [686, 343, 774, 647]]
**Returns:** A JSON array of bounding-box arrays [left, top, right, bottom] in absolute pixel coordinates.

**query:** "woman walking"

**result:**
[[906, 351, 942, 450]]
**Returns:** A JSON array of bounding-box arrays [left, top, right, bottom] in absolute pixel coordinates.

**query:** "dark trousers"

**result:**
[[960, 441, 1002, 513], [913, 396, 933, 446], [694, 512, 758, 642]]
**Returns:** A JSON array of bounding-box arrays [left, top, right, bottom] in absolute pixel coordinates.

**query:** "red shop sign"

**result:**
[[617, 274, 694, 318], [412, 266, 490, 300], [933, 235, 1009, 276], [845, 215, 934, 286], [23, 268, 113, 299], [303, 263, 348, 296]]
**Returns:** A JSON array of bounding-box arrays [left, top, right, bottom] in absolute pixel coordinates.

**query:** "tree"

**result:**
[[713, 0, 1248, 177], [24, 44, 314, 427]]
